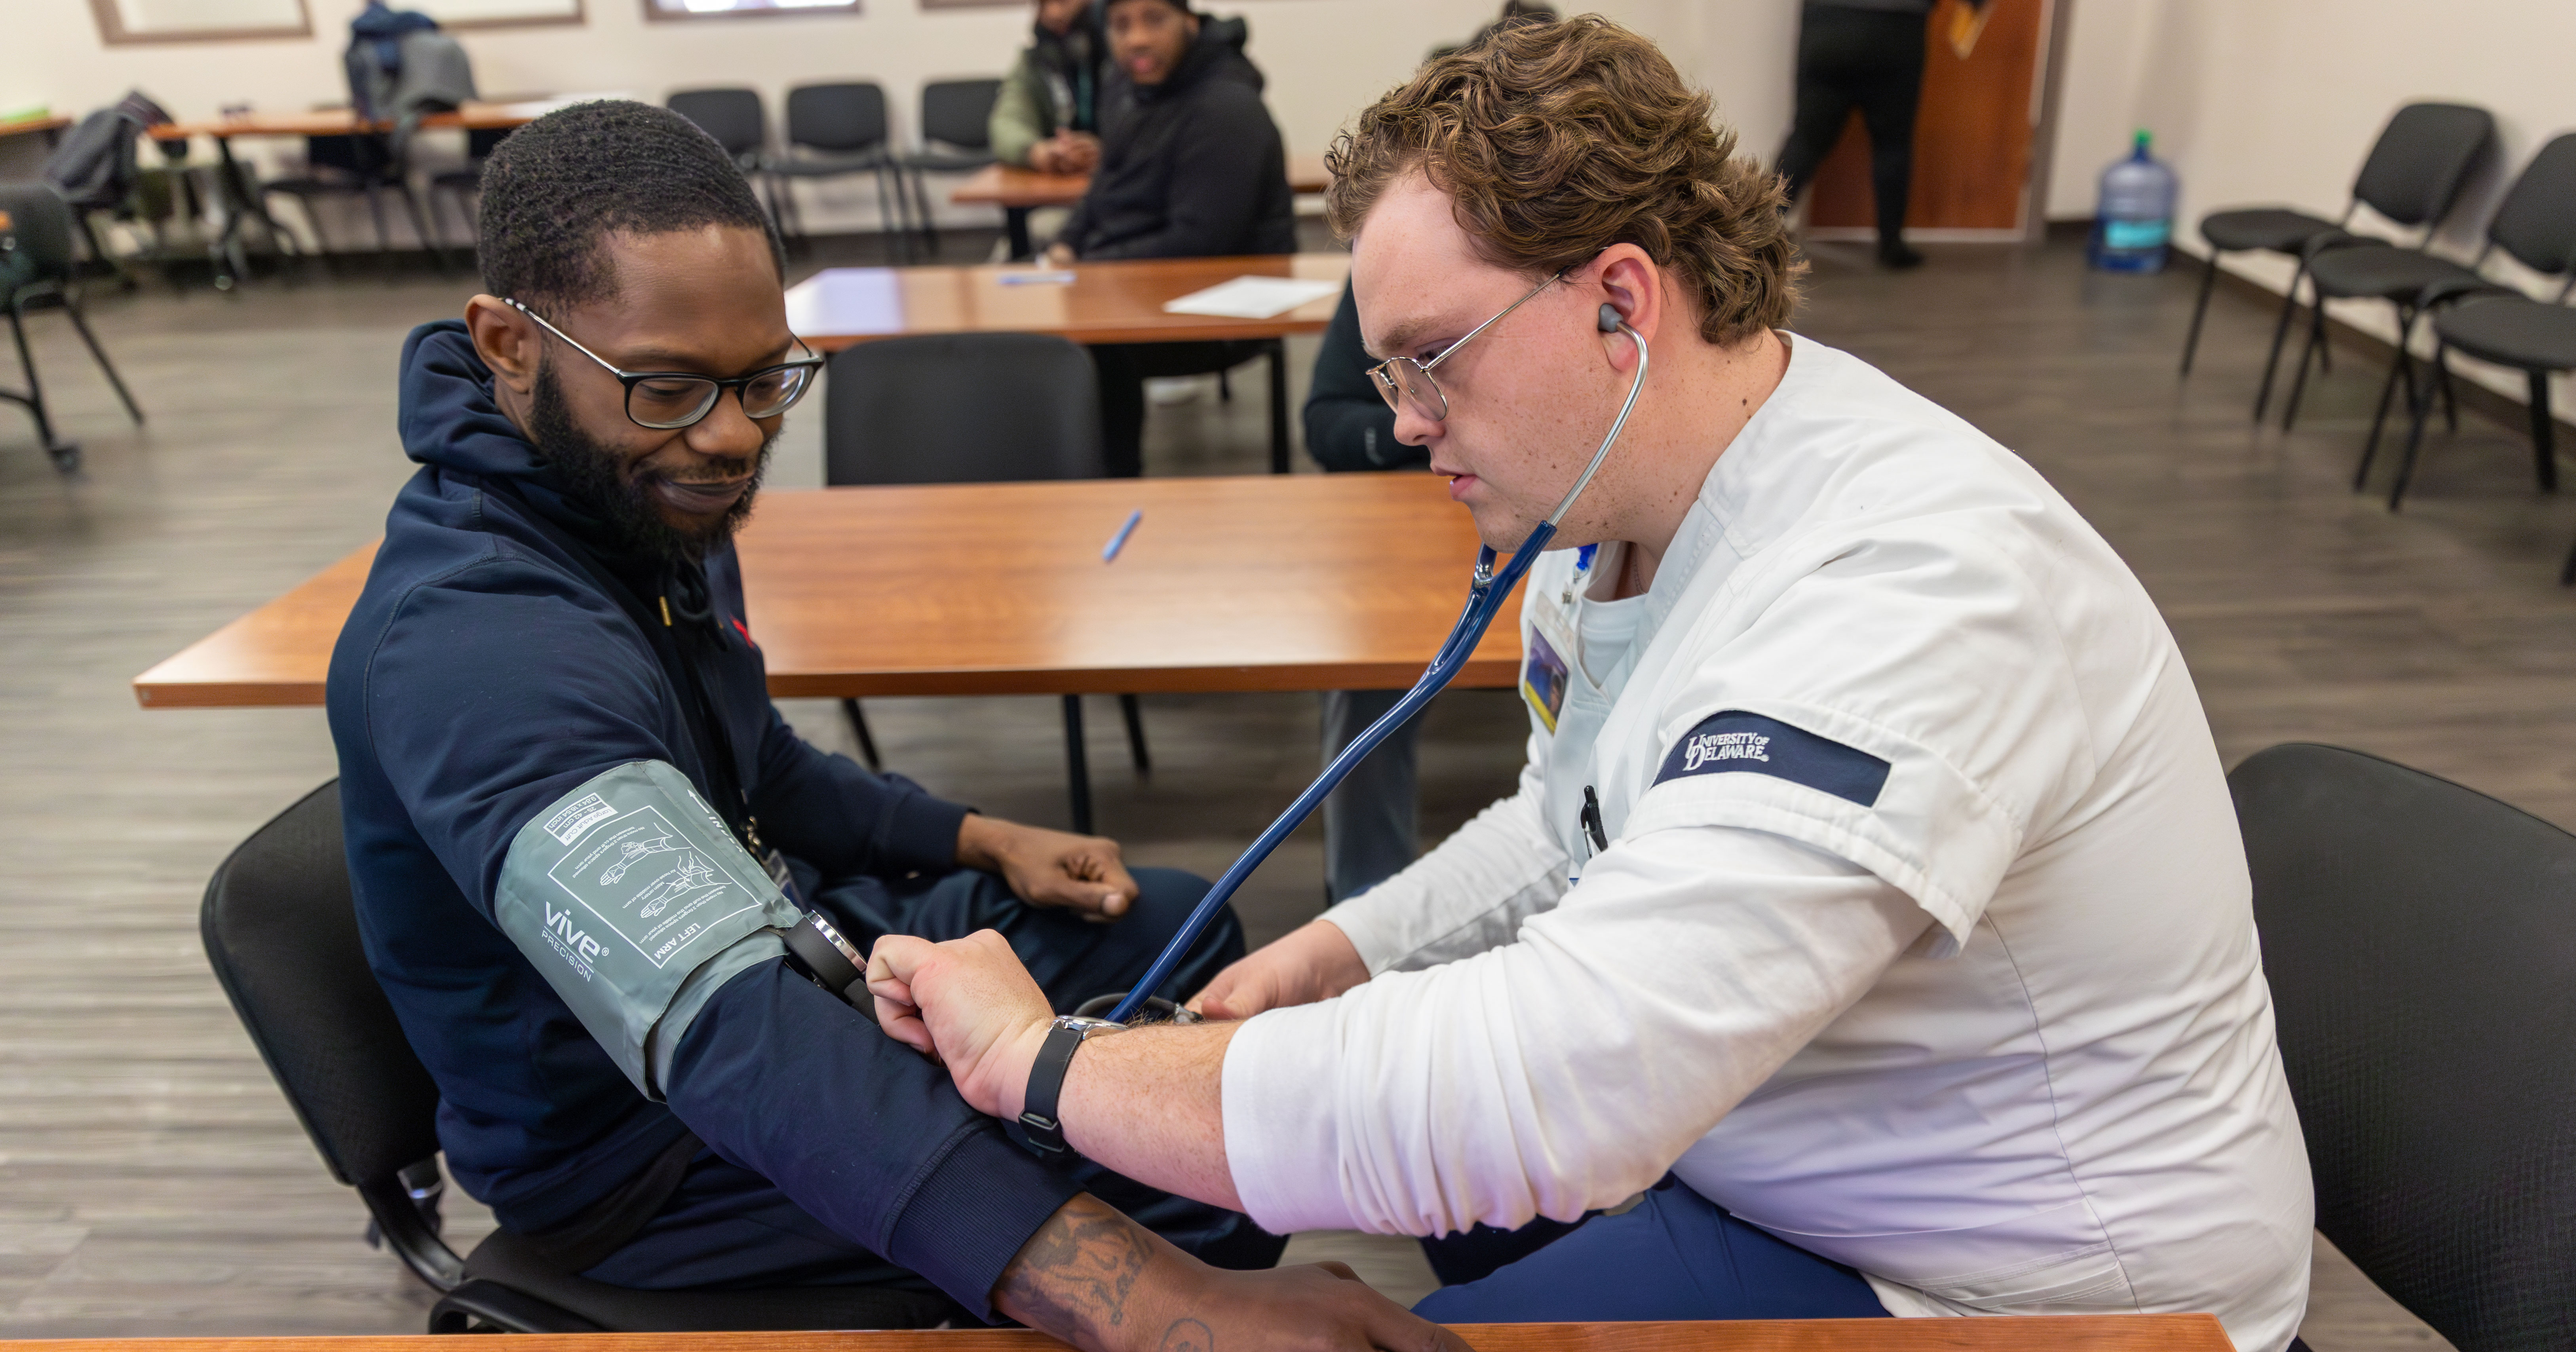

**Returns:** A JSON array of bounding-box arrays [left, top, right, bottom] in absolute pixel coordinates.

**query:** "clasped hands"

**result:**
[[867, 915, 1373, 1120]]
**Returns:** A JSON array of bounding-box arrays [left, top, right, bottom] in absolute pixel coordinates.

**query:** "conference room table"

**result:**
[[133, 475, 1517, 831], [953, 151, 1332, 260], [784, 252, 1349, 472], [0, 111, 71, 145], [142, 98, 573, 287], [10, 1316, 2236, 1351]]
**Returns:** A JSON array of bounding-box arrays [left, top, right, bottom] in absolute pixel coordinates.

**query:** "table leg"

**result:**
[[1267, 340, 1290, 475], [1061, 694, 1094, 835], [1006, 207, 1034, 262], [206, 135, 300, 288]]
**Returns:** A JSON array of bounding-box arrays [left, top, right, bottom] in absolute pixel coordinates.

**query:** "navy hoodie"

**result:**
[[325, 320, 1079, 1311]]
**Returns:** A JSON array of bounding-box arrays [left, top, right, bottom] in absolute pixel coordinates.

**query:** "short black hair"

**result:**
[[475, 100, 783, 314]]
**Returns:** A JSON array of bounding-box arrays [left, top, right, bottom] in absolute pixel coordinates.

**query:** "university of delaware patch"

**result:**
[[1653, 710, 1891, 807]]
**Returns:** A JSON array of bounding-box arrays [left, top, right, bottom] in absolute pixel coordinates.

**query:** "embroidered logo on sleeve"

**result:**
[[1653, 710, 1890, 807]]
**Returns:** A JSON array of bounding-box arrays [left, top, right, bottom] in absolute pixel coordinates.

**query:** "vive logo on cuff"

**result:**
[[1653, 710, 1890, 807]]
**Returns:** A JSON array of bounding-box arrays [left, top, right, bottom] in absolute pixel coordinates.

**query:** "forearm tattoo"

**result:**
[[996, 1194, 1159, 1346]]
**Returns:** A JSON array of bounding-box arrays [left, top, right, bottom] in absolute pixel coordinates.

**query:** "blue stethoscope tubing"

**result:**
[[1105, 310, 1650, 1024]]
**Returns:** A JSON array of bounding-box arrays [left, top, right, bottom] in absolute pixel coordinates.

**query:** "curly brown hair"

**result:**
[[1325, 14, 1800, 346]]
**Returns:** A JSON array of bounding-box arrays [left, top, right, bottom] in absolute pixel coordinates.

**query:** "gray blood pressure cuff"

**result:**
[[494, 760, 804, 1100]]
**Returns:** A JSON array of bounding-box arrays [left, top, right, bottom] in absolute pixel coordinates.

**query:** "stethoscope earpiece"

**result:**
[[1599, 303, 1622, 333]]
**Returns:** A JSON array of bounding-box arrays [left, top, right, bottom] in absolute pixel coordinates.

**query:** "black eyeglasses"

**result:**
[[506, 298, 823, 430]]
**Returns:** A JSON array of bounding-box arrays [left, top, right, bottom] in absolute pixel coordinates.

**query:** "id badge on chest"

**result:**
[[1520, 547, 1595, 736]]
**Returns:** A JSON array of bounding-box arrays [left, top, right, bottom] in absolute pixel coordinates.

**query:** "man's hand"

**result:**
[[1045, 241, 1079, 268], [868, 929, 1054, 1118], [1030, 130, 1100, 175], [997, 1194, 1468, 1352], [1186, 918, 1372, 1020], [960, 813, 1139, 917]]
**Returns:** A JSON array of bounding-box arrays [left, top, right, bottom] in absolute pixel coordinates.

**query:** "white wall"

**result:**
[[0, 0, 1799, 248], [2045, 0, 2576, 412]]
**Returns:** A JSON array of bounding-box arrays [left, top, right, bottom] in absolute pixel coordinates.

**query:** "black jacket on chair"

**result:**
[[1057, 16, 1296, 261]]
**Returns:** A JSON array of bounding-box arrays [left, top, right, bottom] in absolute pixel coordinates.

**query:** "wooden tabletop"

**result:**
[[785, 253, 1348, 350], [1, 1314, 2237, 1351], [133, 475, 1518, 710], [146, 97, 575, 141], [952, 153, 1331, 209], [0, 112, 70, 139]]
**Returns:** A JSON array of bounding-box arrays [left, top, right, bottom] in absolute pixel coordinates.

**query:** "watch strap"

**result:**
[[782, 912, 864, 1005], [1019, 1020, 1090, 1155]]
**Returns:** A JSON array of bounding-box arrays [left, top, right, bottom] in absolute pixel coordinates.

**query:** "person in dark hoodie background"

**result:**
[[990, 0, 1105, 174], [327, 100, 1452, 1352], [1043, 0, 1297, 476]]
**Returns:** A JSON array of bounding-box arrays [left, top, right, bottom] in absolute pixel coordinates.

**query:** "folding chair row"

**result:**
[[667, 80, 1002, 264]]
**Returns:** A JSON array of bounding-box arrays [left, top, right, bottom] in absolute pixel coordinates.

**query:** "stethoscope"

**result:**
[[1104, 302, 1650, 1024]]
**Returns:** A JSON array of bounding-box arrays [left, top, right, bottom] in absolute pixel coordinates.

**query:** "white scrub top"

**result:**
[[1221, 336, 2313, 1351]]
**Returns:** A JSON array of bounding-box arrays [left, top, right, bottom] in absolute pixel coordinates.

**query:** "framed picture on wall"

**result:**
[[644, 0, 859, 19], [410, 0, 586, 28], [88, 0, 312, 45]]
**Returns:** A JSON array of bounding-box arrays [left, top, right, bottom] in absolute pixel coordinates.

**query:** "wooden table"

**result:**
[[141, 98, 571, 287], [4, 1314, 2238, 1351], [135, 475, 1505, 708], [0, 112, 71, 144], [786, 253, 1348, 471], [953, 152, 1332, 260], [134, 475, 1505, 832]]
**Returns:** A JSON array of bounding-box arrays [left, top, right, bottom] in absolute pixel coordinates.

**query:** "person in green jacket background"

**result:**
[[990, 0, 1107, 174]]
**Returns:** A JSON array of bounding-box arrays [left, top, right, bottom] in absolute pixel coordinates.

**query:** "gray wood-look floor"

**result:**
[[1, 224, 2530, 1346]]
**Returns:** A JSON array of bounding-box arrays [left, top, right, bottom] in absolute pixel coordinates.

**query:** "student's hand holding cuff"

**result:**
[[958, 813, 1139, 918], [867, 929, 1053, 1119], [1186, 917, 1370, 1019]]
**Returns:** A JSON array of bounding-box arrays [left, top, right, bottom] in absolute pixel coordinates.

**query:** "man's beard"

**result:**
[[529, 361, 772, 568]]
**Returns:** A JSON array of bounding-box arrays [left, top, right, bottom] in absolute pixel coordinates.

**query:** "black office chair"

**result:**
[[2184, 102, 2496, 417], [825, 333, 1151, 833], [2272, 106, 2495, 434], [2354, 132, 2576, 520], [0, 182, 143, 474], [2230, 744, 2576, 1352], [200, 781, 962, 1334], [899, 79, 1002, 260], [769, 84, 908, 261], [666, 87, 767, 172], [426, 125, 511, 254], [262, 130, 449, 275]]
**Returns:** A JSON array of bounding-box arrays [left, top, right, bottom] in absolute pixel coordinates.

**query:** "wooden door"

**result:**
[[1805, 0, 2053, 237]]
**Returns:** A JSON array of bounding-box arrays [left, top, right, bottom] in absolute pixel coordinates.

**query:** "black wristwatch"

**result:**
[[1020, 1015, 1123, 1155], [781, 912, 868, 1009]]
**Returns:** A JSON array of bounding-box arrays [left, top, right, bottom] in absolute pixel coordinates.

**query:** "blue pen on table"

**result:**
[[1101, 509, 1143, 562]]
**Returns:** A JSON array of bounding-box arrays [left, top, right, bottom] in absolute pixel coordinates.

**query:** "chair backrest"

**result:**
[[2483, 133, 2576, 279], [920, 79, 1000, 152], [786, 83, 889, 157], [200, 783, 452, 1215], [824, 332, 1103, 486], [306, 131, 395, 180], [0, 183, 79, 284], [667, 88, 765, 163], [2229, 743, 2576, 1352], [2350, 102, 2494, 229], [40, 106, 142, 209]]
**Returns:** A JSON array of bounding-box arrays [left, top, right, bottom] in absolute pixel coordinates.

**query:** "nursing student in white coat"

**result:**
[[869, 15, 2314, 1348]]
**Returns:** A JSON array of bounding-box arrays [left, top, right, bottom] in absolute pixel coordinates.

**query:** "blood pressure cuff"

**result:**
[[494, 760, 804, 1100]]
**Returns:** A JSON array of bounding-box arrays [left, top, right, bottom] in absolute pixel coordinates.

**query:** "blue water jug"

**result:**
[[2090, 129, 2178, 273]]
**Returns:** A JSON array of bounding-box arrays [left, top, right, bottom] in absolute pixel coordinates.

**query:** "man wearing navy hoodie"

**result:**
[[326, 101, 1451, 1352]]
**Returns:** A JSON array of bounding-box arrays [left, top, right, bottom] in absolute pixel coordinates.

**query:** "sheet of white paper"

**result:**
[[1161, 275, 1343, 319]]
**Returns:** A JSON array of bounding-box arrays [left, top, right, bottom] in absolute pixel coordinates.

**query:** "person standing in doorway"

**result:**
[[1774, 0, 1980, 271]]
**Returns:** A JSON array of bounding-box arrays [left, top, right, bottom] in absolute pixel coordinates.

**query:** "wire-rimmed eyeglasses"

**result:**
[[1367, 269, 1568, 425], [506, 298, 823, 431]]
